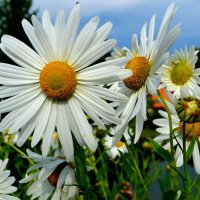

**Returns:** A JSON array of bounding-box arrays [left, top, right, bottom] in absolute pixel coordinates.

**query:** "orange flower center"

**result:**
[[115, 141, 124, 148], [48, 162, 67, 187], [40, 61, 76, 100], [179, 122, 200, 140], [123, 56, 150, 91]]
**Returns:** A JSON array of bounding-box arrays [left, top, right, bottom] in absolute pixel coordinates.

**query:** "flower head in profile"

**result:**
[[20, 150, 78, 200], [153, 97, 200, 174], [160, 46, 200, 99], [0, 4, 130, 161], [112, 3, 181, 145], [106, 47, 127, 60], [104, 128, 131, 159], [0, 159, 19, 200]]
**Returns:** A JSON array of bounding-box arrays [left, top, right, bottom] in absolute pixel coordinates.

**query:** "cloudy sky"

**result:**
[[31, 0, 200, 51]]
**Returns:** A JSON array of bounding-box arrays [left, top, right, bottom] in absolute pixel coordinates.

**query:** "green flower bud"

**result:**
[[175, 97, 200, 123]]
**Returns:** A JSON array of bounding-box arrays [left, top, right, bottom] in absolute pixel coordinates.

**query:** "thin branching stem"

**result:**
[[182, 122, 189, 199], [157, 90, 176, 190], [124, 140, 150, 199], [4, 141, 34, 165]]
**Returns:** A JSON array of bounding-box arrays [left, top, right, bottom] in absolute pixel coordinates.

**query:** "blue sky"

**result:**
[[31, 0, 200, 51]]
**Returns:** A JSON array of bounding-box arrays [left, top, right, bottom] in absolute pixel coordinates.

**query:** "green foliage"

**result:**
[[186, 137, 196, 161], [74, 140, 91, 199], [148, 137, 172, 163], [119, 151, 135, 182], [162, 190, 177, 200]]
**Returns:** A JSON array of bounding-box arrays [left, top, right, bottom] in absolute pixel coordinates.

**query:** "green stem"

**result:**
[[157, 90, 176, 190], [134, 170, 137, 200], [4, 141, 34, 165], [124, 141, 150, 199], [182, 122, 189, 199], [89, 149, 108, 200]]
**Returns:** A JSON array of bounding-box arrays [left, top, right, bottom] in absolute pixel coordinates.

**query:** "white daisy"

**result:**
[[160, 46, 200, 99], [104, 127, 131, 159], [153, 99, 200, 174], [0, 4, 130, 161], [20, 150, 78, 200], [0, 159, 20, 200], [112, 3, 181, 145]]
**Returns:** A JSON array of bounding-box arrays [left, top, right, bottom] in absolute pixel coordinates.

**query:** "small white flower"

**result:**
[[20, 150, 78, 200], [0, 159, 20, 200], [153, 99, 200, 174], [112, 3, 180, 145], [104, 128, 131, 159], [160, 46, 200, 99]]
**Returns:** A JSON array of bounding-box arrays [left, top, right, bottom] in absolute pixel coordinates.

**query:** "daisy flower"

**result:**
[[104, 127, 131, 159], [160, 46, 200, 99], [112, 3, 181, 145], [20, 150, 78, 200], [153, 99, 200, 174], [0, 159, 20, 200], [0, 4, 130, 161]]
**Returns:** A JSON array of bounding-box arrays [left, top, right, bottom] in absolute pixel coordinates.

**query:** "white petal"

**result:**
[[56, 102, 74, 162], [65, 103, 85, 146], [42, 101, 57, 156], [68, 98, 97, 151], [73, 39, 116, 70], [9, 92, 46, 133], [134, 111, 144, 143], [1, 35, 45, 70], [193, 142, 200, 174], [31, 99, 52, 147]]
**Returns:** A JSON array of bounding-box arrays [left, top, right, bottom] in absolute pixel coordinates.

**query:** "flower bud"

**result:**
[[175, 97, 200, 123]]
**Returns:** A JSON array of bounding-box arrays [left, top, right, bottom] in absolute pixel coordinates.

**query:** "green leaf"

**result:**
[[148, 137, 171, 163], [74, 139, 90, 198], [119, 151, 135, 182], [109, 182, 120, 199], [186, 137, 196, 161]]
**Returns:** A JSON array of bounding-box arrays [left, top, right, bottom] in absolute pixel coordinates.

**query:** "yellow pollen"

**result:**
[[179, 122, 200, 140], [123, 56, 150, 91], [54, 132, 59, 140], [115, 141, 124, 148], [170, 61, 192, 85], [40, 61, 76, 100]]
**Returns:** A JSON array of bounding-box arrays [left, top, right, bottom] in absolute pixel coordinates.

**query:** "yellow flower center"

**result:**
[[39, 61, 76, 100], [123, 56, 150, 91], [170, 62, 192, 85], [179, 122, 200, 140], [115, 141, 124, 148], [54, 132, 59, 140]]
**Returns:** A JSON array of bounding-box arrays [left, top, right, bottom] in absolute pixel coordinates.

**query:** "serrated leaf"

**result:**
[[186, 137, 195, 161], [148, 137, 171, 163]]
